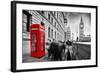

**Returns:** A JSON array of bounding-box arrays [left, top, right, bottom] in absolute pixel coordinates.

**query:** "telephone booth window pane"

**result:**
[[41, 33, 43, 51], [43, 34, 45, 50], [32, 33, 37, 52], [41, 33, 45, 51]]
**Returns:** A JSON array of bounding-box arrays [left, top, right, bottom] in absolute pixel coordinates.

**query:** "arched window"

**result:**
[[51, 29, 53, 38]]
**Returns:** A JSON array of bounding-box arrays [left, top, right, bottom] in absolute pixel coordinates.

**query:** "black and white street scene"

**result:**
[[22, 10, 91, 63]]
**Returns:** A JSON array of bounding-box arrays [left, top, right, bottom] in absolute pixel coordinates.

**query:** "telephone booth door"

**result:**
[[30, 24, 45, 58], [31, 32, 37, 54]]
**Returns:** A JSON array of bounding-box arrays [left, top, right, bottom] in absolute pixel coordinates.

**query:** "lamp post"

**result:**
[[76, 32, 79, 57]]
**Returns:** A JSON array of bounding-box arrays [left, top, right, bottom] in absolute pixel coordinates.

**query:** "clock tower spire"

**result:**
[[79, 16, 84, 41], [81, 16, 83, 23]]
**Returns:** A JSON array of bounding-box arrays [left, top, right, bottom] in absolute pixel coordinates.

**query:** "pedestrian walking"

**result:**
[[59, 42, 66, 60], [48, 41, 61, 61], [65, 40, 72, 60]]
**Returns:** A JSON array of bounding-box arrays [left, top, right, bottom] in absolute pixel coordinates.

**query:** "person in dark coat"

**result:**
[[48, 42, 60, 61], [66, 40, 72, 46], [53, 43, 61, 61], [59, 43, 66, 60], [65, 40, 72, 60], [48, 42, 54, 60]]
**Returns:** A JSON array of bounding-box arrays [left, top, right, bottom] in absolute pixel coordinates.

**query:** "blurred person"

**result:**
[[65, 40, 72, 60], [48, 41, 60, 61], [66, 49, 71, 60], [59, 42, 66, 60]]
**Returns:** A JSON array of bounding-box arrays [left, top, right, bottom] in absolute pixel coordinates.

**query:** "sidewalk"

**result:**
[[23, 53, 48, 63]]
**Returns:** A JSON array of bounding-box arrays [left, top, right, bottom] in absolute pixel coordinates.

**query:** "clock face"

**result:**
[[80, 24, 83, 28]]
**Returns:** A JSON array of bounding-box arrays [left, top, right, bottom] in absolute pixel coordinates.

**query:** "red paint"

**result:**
[[30, 24, 46, 58]]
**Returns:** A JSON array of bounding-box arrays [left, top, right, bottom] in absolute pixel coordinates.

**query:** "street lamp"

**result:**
[[76, 32, 78, 56], [76, 32, 78, 42]]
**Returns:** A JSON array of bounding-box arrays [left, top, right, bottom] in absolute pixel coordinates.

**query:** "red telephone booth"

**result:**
[[30, 24, 46, 58]]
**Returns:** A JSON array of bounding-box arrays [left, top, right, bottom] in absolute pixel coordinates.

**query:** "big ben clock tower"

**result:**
[[79, 16, 84, 41]]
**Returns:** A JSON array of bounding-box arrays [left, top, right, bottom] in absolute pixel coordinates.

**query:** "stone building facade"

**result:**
[[22, 10, 68, 43]]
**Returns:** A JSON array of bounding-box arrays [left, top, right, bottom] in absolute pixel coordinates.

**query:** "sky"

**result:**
[[66, 12, 91, 40]]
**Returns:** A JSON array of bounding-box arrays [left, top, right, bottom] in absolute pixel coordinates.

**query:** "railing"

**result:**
[[73, 42, 91, 45]]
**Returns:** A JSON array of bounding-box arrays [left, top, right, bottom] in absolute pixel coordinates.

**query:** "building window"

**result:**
[[57, 33, 59, 39], [55, 22, 56, 27], [57, 25, 58, 30], [51, 29, 53, 38], [48, 27, 50, 37], [22, 14, 27, 32], [51, 17, 53, 24], [64, 18, 67, 23], [55, 31, 56, 38], [48, 13, 50, 21], [57, 12, 58, 19], [23, 10, 32, 32]]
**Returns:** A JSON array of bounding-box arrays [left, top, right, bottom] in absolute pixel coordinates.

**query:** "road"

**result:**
[[72, 43, 91, 60], [22, 39, 91, 63]]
